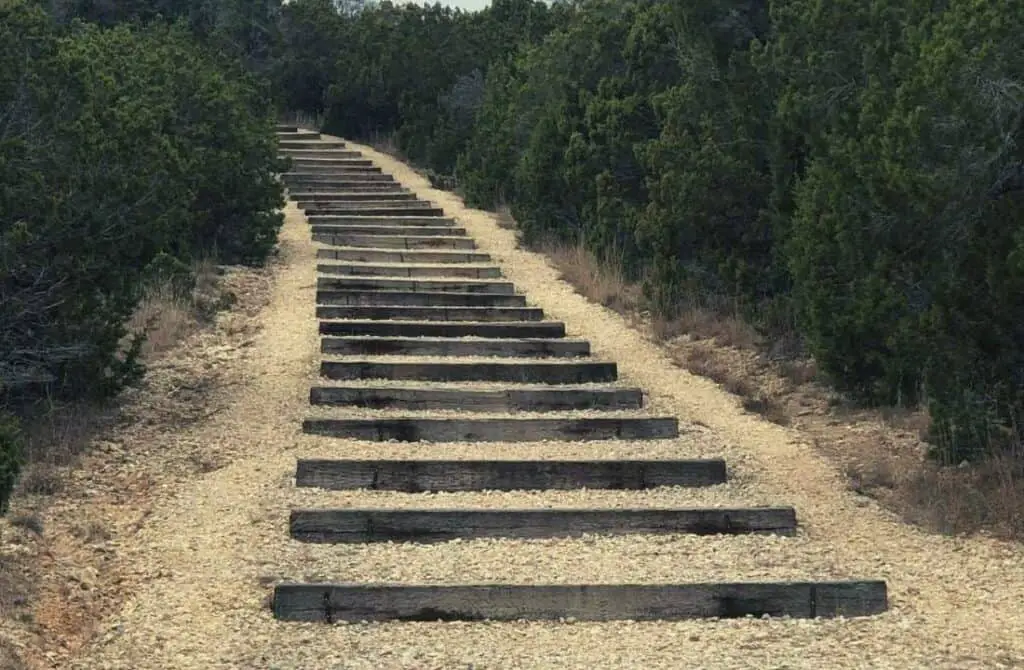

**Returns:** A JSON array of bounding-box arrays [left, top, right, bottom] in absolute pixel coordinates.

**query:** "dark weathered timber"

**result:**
[[308, 385, 641, 411], [306, 205, 445, 217], [319, 361, 616, 384], [320, 336, 589, 358], [308, 216, 455, 226], [300, 199, 432, 209], [316, 249, 491, 264], [284, 172, 392, 181], [287, 167, 383, 175], [277, 131, 320, 140], [275, 124, 298, 133], [287, 181, 404, 191], [301, 416, 678, 441], [315, 290, 527, 307], [289, 507, 798, 544], [294, 458, 728, 491], [271, 582, 889, 622], [311, 225, 464, 237], [291, 157, 374, 167], [318, 320, 563, 339], [280, 146, 353, 155], [291, 192, 416, 201], [314, 305, 542, 322], [315, 263, 501, 279], [315, 276, 514, 295], [311, 233, 476, 250]]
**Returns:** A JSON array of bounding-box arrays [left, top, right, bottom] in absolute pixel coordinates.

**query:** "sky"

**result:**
[[433, 0, 492, 11]]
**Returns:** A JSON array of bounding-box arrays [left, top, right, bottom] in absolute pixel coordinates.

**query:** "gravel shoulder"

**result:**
[[55, 140, 1024, 670]]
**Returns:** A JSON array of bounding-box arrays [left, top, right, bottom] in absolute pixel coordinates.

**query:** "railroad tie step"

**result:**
[[315, 276, 514, 294], [315, 249, 491, 264], [314, 305, 542, 321], [320, 336, 589, 358], [290, 192, 416, 201], [315, 263, 501, 279], [274, 124, 299, 133], [311, 225, 463, 237], [315, 290, 527, 307], [287, 166, 383, 175], [319, 360, 614, 383], [294, 458, 728, 491], [288, 507, 799, 544], [311, 233, 476, 250], [298, 198, 429, 208], [306, 205, 445, 217], [309, 385, 641, 411], [308, 216, 455, 226], [291, 157, 374, 166], [279, 146, 353, 155], [318, 319, 563, 338], [301, 415, 679, 442], [276, 131, 321, 140], [271, 582, 889, 622], [285, 171, 391, 181]]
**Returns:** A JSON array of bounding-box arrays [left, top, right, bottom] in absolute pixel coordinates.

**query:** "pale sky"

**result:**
[[432, 0, 492, 10]]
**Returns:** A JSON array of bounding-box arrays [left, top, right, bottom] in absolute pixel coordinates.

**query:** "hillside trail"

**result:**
[[62, 135, 1024, 670]]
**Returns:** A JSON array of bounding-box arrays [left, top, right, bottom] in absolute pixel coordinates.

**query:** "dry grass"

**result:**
[[504, 222, 1024, 542], [542, 242, 643, 315]]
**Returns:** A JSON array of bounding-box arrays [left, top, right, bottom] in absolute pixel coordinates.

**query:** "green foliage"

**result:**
[[0, 0, 286, 509], [273, 0, 1024, 463], [0, 412, 22, 514]]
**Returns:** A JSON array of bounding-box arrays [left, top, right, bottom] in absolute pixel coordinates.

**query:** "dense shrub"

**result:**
[[273, 0, 1024, 464], [0, 0, 286, 508]]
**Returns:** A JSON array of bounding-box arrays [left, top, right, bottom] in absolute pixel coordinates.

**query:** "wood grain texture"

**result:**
[[319, 360, 614, 383], [289, 507, 798, 543], [293, 458, 728, 491], [308, 385, 640, 411], [311, 233, 476, 249], [271, 582, 889, 622], [316, 276, 513, 295], [315, 263, 501, 279], [315, 290, 526, 307], [308, 215, 454, 226], [318, 319, 562, 337], [314, 305, 541, 321], [301, 416, 678, 442], [319, 336, 588, 358]]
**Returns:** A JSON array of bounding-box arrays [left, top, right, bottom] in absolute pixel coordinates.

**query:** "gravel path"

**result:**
[[65, 138, 1024, 670]]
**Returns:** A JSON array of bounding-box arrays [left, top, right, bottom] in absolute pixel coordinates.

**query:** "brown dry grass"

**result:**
[[515, 232, 1024, 541], [0, 259, 269, 669]]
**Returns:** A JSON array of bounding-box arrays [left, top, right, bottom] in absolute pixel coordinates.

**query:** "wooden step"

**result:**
[[316, 249, 490, 264], [271, 582, 889, 622], [320, 336, 589, 358], [315, 305, 541, 321], [286, 172, 389, 182], [294, 458, 728, 491], [277, 130, 319, 140], [319, 360, 615, 383], [288, 183, 404, 193], [311, 225, 463, 237], [316, 276, 514, 294], [285, 172, 391, 181], [275, 124, 298, 133], [306, 205, 445, 217], [301, 416, 679, 441], [311, 234, 476, 250], [309, 215, 455, 226], [318, 320, 562, 338], [281, 149, 361, 159], [290, 157, 374, 167], [309, 385, 641, 411], [301, 199, 433, 209], [287, 166, 382, 175], [291, 192, 415, 201], [290, 507, 799, 544], [315, 263, 501, 279], [316, 290, 526, 307]]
